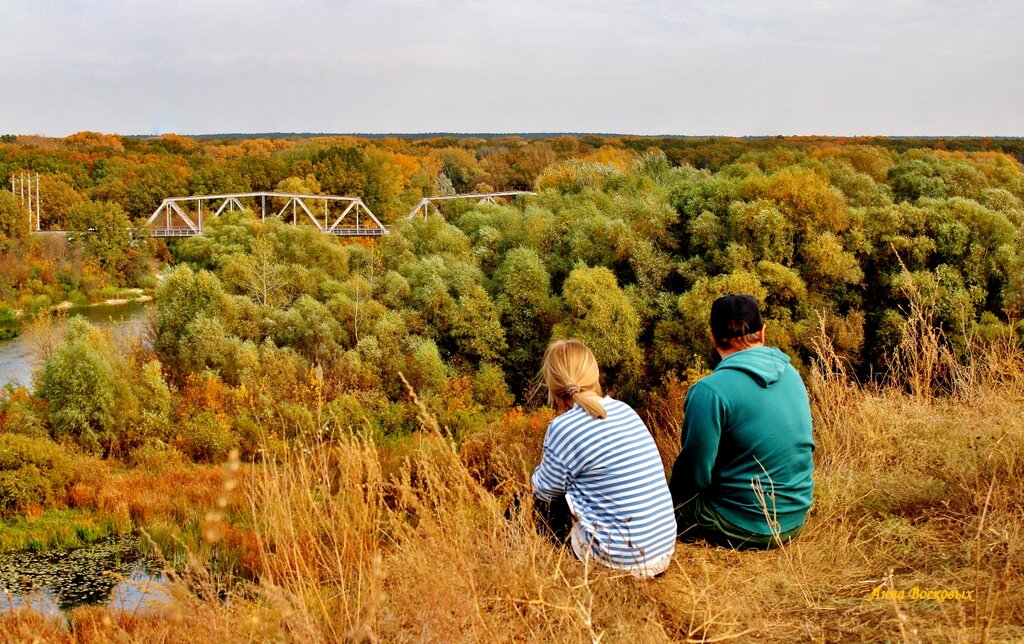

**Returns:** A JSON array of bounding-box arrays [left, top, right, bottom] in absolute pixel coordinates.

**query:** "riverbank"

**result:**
[[0, 296, 155, 389], [0, 509, 130, 553], [0, 456, 226, 555], [6, 289, 155, 320]]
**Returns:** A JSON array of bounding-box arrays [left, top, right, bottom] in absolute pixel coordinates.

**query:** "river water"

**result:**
[[0, 301, 151, 390], [0, 536, 169, 616], [1, 302, 168, 617]]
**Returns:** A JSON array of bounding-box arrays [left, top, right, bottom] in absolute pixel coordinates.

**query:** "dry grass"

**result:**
[[3, 343, 1024, 642]]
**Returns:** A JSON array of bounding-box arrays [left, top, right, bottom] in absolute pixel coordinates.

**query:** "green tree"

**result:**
[[156, 266, 228, 378], [124, 162, 191, 218], [553, 265, 642, 386], [493, 247, 559, 393], [222, 235, 290, 307], [36, 319, 130, 454], [725, 199, 794, 264], [37, 175, 84, 229], [65, 200, 142, 280]]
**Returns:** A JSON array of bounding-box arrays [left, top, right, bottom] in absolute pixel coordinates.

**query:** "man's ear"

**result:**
[[708, 327, 720, 351], [758, 326, 767, 344]]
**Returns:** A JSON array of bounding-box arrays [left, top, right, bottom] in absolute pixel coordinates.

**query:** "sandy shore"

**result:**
[[95, 294, 153, 306], [10, 292, 154, 318]]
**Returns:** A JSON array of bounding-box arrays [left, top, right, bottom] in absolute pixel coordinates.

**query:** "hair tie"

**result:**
[[565, 384, 581, 396]]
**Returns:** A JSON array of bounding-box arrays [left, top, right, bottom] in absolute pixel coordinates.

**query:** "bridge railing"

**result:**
[[150, 228, 201, 238]]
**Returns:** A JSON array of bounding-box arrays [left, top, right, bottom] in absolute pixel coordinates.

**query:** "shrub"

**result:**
[[178, 411, 237, 462], [0, 303, 17, 326], [324, 393, 375, 437], [0, 434, 73, 517], [127, 442, 187, 474], [0, 388, 48, 439], [35, 319, 122, 454], [473, 362, 514, 410]]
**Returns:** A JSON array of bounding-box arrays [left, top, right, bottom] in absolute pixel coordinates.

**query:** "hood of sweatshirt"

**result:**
[[713, 346, 790, 388]]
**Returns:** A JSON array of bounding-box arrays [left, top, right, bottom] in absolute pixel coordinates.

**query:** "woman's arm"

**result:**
[[531, 447, 570, 502]]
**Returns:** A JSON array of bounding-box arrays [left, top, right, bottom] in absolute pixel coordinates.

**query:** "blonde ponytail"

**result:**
[[542, 339, 607, 419]]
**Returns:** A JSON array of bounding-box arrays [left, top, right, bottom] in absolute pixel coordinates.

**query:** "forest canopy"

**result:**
[[0, 133, 1022, 459]]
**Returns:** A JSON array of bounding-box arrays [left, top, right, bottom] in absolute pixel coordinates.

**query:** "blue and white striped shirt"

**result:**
[[531, 397, 677, 569]]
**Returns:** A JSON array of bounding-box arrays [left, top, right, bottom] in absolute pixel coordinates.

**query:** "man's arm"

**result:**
[[669, 383, 726, 507]]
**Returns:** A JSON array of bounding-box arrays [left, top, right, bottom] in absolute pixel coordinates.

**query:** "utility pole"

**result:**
[[15, 175, 28, 234], [11, 173, 43, 232]]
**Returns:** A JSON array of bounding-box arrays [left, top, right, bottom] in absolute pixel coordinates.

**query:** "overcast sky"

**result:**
[[1, 0, 1022, 137]]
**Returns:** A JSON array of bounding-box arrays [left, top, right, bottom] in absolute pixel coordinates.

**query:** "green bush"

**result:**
[[136, 274, 159, 290], [94, 285, 124, 300], [233, 415, 268, 460], [178, 411, 236, 462], [0, 391, 48, 439], [35, 319, 122, 454], [21, 294, 51, 316], [127, 442, 187, 473], [66, 290, 90, 306], [0, 434, 73, 517], [324, 394, 373, 436], [0, 303, 17, 326]]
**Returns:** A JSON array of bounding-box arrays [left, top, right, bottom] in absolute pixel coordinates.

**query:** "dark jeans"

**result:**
[[675, 495, 803, 550], [535, 495, 573, 545]]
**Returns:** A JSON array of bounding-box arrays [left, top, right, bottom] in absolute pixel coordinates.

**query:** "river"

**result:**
[[0, 536, 169, 617], [0, 301, 151, 390], [1, 301, 167, 617]]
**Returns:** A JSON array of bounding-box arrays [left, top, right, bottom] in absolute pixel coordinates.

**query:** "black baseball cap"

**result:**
[[710, 294, 764, 340]]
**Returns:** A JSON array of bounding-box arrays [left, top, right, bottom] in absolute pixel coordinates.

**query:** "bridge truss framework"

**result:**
[[147, 192, 388, 237], [407, 191, 535, 219]]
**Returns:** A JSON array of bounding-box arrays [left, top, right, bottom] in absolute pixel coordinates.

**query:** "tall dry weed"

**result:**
[[887, 294, 952, 399], [4, 348, 1024, 642], [808, 311, 863, 473]]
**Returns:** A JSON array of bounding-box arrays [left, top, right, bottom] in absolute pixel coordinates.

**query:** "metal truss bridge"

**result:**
[[11, 174, 537, 238], [146, 190, 536, 237], [147, 192, 387, 238], [406, 191, 535, 219]]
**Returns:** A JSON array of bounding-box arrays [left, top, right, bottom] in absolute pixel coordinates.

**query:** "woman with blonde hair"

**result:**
[[531, 339, 676, 578]]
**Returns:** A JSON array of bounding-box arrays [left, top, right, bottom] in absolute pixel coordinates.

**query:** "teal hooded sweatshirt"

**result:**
[[669, 347, 814, 535]]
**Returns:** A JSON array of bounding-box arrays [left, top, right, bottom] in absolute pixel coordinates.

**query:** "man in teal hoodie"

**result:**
[[669, 294, 814, 549]]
